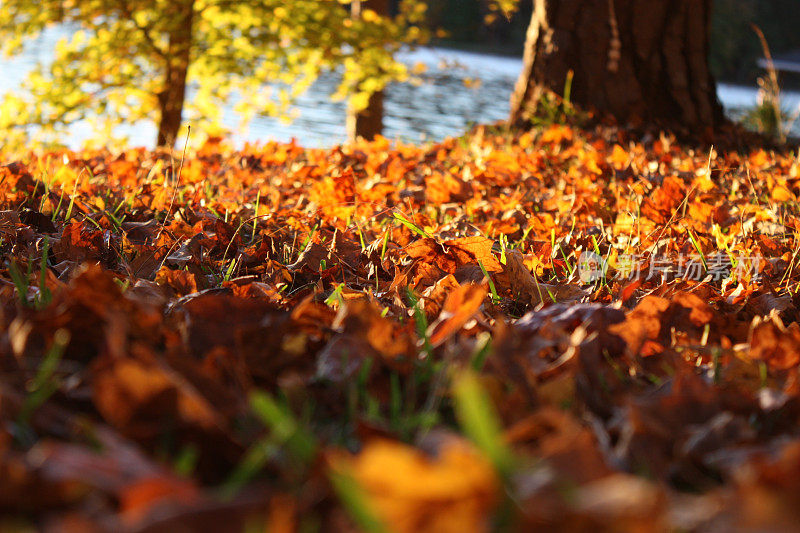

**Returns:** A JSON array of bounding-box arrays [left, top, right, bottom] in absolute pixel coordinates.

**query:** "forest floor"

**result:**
[[2, 123, 800, 532]]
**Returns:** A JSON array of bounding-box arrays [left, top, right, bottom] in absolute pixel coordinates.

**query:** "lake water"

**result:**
[[2, 28, 799, 148]]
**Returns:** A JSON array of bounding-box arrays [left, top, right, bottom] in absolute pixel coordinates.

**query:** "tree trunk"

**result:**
[[509, 0, 725, 134], [156, 1, 194, 148], [347, 0, 388, 142], [347, 90, 384, 142]]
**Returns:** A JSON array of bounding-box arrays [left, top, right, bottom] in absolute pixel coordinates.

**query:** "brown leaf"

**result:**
[[610, 292, 715, 356], [31, 427, 175, 494], [93, 357, 225, 438], [748, 292, 795, 319], [428, 283, 487, 346], [333, 299, 416, 363], [287, 241, 329, 272], [171, 290, 282, 358], [405, 238, 443, 261], [122, 220, 161, 245], [671, 292, 715, 327], [608, 296, 670, 356], [503, 249, 587, 305], [155, 266, 199, 296], [315, 334, 375, 383], [749, 314, 800, 370], [421, 274, 462, 319]]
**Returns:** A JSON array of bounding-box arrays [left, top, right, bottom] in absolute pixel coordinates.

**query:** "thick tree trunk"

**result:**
[[509, 0, 725, 134], [347, 0, 387, 142], [156, 1, 194, 148]]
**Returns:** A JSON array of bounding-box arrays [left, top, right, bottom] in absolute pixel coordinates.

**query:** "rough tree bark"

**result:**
[[347, 0, 388, 142], [509, 0, 725, 134], [156, 1, 194, 147]]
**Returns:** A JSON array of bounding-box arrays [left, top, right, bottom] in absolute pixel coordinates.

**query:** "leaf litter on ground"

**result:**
[[1, 125, 800, 530]]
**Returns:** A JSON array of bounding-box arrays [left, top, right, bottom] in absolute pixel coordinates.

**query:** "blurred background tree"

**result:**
[[425, 0, 531, 55], [0, 0, 428, 148]]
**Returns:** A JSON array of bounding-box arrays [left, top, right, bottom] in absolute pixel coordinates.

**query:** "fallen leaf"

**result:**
[[428, 283, 487, 346], [749, 314, 800, 370], [503, 249, 587, 305], [330, 438, 498, 533]]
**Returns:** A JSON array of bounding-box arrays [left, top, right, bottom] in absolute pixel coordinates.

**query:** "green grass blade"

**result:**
[[452, 370, 514, 477], [393, 212, 431, 239], [329, 469, 388, 533]]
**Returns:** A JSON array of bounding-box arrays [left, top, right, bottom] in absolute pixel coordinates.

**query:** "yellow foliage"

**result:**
[[331, 438, 499, 533], [0, 0, 430, 148]]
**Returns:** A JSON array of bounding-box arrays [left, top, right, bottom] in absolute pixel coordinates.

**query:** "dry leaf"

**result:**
[[503, 249, 587, 305]]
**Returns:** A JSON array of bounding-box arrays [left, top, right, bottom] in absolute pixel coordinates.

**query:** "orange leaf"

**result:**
[[330, 439, 498, 533], [428, 283, 487, 346], [119, 476, 201, 525], [444, 236, 502, 272]]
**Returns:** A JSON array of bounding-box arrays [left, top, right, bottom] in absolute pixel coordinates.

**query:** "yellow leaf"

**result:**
[[331, 439, 498, 533], [772, 185, 794, 202]]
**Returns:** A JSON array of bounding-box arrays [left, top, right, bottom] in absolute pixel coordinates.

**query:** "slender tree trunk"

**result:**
[[509, 0, 725, 134], [347, 88, 385, 142], [347, 0, 388, 142], [156, 1, 194, 147]]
